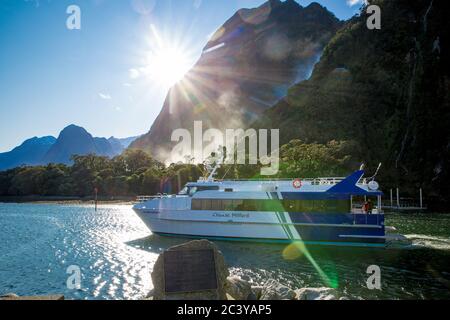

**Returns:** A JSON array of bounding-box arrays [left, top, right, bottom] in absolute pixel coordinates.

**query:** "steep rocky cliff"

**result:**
[[257, 0, 450, 202], [131, 0, 342, 158]]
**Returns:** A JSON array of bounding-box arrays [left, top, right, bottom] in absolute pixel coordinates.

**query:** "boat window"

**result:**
[[180, 185, 219, 196], [222, 200, 234, 211], [233, 200, 245, 211], [313, 200, 328, 212], [201, 199, 212, 210], [300, 200, 315, 212], [284, 200, 297, 211], [178, 186, 189, 195], [243, 200, 258, 211], [189, 187, 198, 197], [191, 199, 351, 213], [197, 186, 220, 192], [192, 199, 202, 210]]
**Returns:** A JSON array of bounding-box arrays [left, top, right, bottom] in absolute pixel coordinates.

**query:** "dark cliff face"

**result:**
[[130, 0, 342, 158], [257, 0, 450, 202]]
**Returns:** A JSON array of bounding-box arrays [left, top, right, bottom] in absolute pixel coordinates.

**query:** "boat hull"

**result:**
[[133, 208, 386, 248]]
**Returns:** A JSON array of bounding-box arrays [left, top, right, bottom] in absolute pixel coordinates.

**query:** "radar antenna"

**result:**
[[368, 163, 382, 181], [204, 147, 226, 181]]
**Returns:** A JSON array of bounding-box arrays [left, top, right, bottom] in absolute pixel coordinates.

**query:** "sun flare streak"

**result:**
[[133, 24, 196, 88]]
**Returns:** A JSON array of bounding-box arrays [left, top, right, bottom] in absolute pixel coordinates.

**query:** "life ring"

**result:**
[[293, 179, 302, 189]]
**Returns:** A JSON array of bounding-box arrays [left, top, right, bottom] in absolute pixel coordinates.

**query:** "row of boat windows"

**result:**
[[191, 199, 351, 213]]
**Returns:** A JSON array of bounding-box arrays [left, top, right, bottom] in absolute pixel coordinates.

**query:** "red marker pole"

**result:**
[[94, 187, 98, 212]]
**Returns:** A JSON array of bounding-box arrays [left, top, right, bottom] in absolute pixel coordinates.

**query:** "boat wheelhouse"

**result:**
[[133, 169, 399, 248]]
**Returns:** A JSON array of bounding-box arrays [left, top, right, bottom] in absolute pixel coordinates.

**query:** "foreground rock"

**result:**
[[150, 240, 229, 300], [0, 294, 64, 300], [146, 239, 347, 301], [259, 279, 296, 300], [225, 276, 255, 300], [295, 287, 338, 300]]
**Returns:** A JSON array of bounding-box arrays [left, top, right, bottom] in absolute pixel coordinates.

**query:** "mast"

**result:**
[[205, 147, 225, 182]]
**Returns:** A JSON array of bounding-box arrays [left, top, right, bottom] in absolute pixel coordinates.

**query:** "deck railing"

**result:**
[[219, 177, 347, 185], [136, 195, 161, 202]]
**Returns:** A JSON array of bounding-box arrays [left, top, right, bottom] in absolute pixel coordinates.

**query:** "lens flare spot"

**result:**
[[283, 242, 306, 260]]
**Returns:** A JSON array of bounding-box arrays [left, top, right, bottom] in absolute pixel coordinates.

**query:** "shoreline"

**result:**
[[0, 197, 447, 213], [0, 196, 135, 205]]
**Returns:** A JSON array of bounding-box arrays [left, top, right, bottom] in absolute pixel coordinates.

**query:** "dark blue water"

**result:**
[[0, 203, 449, 300]]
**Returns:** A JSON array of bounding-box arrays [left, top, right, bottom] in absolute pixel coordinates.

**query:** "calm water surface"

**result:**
[[0, 203, 449, 300]]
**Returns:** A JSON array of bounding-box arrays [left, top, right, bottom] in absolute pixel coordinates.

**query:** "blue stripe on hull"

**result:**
[[281, 192, 350, 200], [287, 213, 385, 244], [153, 232, 386, 248], [291, 225, 385, 244], [286, 212, 384, 226]]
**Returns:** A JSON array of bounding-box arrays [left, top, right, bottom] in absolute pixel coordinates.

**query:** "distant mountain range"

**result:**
[[0, 125, 138, 170], [131, 0, 342, 158], [0, 136, 56, 170]]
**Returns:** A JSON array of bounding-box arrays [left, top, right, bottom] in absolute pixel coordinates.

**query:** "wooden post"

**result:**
[[94, 187, 98, 212], [420, 188, 423, 209], [396, 188, 400, 208], [390, 189, 393, 208]]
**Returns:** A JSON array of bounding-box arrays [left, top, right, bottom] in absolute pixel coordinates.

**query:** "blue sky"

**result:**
[[0, 0, 363, 152]]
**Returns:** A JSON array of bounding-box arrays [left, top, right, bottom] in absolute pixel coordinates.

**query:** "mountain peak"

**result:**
[[282, 0, 302, 9], [131, 0, 343, 160], [22, 136, 56, 146], [57, 125, 92, 141], [60, 124, 89, 133], [43, 125, 114, 165], [305, 1, 325, 10]]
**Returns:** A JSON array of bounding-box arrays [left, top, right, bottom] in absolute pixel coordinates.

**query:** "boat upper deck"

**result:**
[[186, 170, 381, 196]]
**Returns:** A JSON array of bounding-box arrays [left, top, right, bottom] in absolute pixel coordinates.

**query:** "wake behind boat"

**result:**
[[133, 165, 405, 248]]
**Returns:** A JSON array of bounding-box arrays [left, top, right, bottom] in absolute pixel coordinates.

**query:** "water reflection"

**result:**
[[0, 204, 449, 300], [127, 232, 450, 300]]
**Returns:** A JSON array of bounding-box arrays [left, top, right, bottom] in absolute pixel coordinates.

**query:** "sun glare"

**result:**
[[130, 24, 197, 90], [137, 24, 195, 88], [147, 45, 191, 87]]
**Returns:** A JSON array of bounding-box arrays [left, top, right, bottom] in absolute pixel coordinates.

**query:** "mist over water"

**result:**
[[0, 204, 449, 300]]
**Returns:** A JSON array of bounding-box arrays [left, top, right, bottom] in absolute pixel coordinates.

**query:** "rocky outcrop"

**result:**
[[0, 293, 19, 299], [259, 279, 297, 300], [225, 276, 255, 300], [146, 239, 348, 301], [295, 287, 338, 300], [0, 294, 64, 300], [150, 240, 229, 300]]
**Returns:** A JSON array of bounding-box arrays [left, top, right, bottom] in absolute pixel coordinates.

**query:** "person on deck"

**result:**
[[362, 201, 369, 214], [367, 199, 374, 214]]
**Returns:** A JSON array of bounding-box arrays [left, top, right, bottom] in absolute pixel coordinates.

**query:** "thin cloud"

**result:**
[[98, 93, 112, 100], [129, 68, 140, 79], [347, 0, 366, 6], [193, 0, 202, 9]]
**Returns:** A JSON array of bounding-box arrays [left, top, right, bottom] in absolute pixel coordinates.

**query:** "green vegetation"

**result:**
[[256, 0, 450, 205], [0, 150, 201, 198], [0, 141, 355, 198]]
